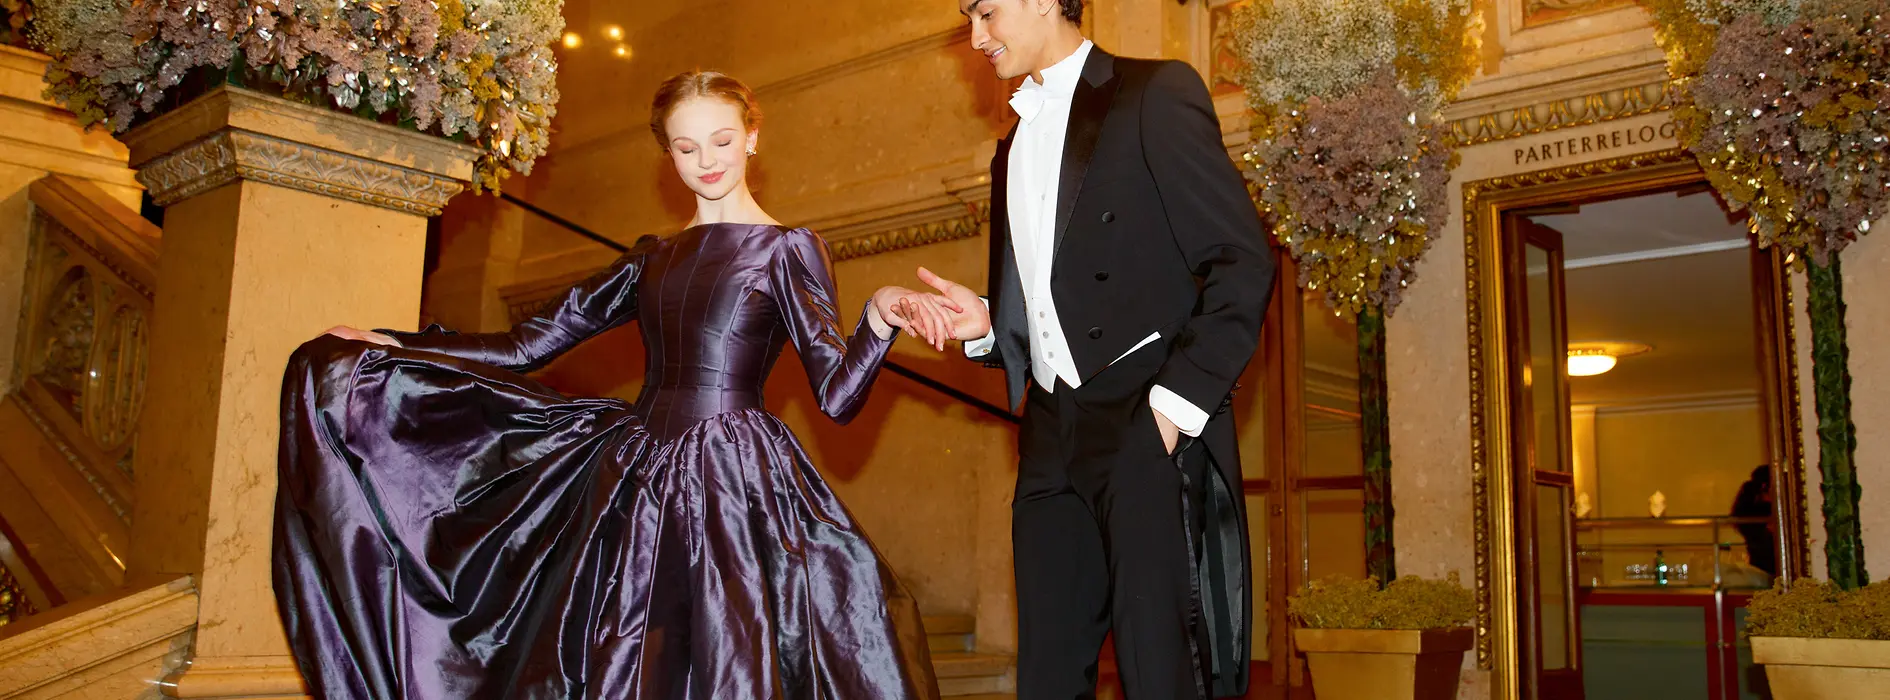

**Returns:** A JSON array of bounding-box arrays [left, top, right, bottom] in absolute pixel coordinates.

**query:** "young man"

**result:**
[[919, 0, 1275, 697]]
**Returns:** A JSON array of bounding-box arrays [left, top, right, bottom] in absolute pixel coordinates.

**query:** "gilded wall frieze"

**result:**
[[1449, 80, 1678, 147], [136, 131, 465, 216], [828, 201, 990, 262]]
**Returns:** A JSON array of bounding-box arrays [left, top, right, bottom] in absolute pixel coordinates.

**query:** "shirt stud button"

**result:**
[[1089, 327, 1103, 339], [1095, 271, 1110, 281], [1101, 211, 1116, 223]]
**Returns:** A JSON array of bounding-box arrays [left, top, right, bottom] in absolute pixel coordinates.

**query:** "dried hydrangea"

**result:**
[[30, 0, 562, 193], [1247, 71, 1454, 315], [30, 0, 146, 127], [1233, 0, 1479, 316], [1657, 0, 1889, 263]]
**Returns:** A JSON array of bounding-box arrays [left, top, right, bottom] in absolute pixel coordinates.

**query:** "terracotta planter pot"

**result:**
[[1751, 636, 1890, 699], [1293, 627, 1473, 700]]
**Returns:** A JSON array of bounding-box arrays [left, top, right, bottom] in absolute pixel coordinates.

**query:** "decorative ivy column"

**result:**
[[1358, 307, 1394, 583], [1807, 258, 1867, 588]]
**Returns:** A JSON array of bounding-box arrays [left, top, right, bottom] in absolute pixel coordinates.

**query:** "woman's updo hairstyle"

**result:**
[[650, 70, 763, 151]]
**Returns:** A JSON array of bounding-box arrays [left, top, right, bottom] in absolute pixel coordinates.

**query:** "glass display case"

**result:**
[[1573, 516, 1774, 700], [1575, 516, 1776, 591]]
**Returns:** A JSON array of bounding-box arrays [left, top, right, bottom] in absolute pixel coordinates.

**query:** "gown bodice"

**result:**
[[390, 222, 893, 441]]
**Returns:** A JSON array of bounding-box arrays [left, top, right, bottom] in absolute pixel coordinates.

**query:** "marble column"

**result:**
[[123, 86, 475, 698]]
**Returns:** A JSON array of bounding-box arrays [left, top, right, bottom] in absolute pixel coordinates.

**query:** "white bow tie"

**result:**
[[1009, 81, 1049, 122]]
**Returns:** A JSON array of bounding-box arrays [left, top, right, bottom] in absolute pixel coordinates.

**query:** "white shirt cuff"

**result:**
[[1150, 385, 1209, 438], [964, 297, 996, 359]]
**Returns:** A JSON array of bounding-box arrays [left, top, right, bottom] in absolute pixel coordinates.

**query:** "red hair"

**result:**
[[650, 71, 763, 150]]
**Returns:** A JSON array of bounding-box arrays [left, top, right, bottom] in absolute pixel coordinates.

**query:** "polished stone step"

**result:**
[[933, 651, 1015, 696], [923, 614, 975, 654]]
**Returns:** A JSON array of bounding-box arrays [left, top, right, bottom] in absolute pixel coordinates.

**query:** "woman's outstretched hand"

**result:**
[[323, 325, 402, 347], [870, 286, 962, 350]]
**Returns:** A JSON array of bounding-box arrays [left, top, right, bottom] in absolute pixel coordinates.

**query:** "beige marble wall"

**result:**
[[1842, 221, 1890, 581]]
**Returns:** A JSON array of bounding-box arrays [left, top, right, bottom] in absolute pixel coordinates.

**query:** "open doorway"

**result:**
[[1499, 181, 1806, 700]]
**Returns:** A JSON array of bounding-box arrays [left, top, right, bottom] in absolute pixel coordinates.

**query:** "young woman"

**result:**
[[273, 71, 951, 699]]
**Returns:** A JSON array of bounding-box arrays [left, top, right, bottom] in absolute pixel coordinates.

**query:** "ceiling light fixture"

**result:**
[[614, 44, 632, 60], [605, 25, 624, 40], [1567, 342, 1651, 377], [561, 32, 580, 49]]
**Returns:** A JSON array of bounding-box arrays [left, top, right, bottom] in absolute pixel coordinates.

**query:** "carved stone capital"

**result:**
[[137, 130, 465, 216], [124, 87, 476, 216]]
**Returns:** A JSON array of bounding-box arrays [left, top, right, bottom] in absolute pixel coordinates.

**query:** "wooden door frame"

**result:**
[[1462, 149, 1811, 699], [1502, 215, 1585, 699], [1262, 245, 1303, 687]]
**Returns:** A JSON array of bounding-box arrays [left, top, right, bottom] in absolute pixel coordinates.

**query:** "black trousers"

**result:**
[[1013, 356, 1212, 700]]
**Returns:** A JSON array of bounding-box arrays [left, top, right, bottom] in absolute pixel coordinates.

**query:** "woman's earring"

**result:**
[[746, 148, 757, 156]]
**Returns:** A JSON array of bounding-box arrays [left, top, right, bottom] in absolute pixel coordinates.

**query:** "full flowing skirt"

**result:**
[[273, 337, 939, 699]]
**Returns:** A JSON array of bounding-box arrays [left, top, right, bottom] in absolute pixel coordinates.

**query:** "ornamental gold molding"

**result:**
[[1448, 80, 1679, 147], [829, 201, 990, 262], [136, 131, 465, 216]]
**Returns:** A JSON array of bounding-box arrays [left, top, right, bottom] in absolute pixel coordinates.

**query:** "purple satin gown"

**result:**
[[273, 223, 941, 699]]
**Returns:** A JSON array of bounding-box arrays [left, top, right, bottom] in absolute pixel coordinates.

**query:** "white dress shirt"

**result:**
[[965, 40, 1208, 438]]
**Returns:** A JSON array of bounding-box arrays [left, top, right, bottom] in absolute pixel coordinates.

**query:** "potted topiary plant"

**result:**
[[1745, 580, 1890, 697], [1289, 573, 1476, 700]]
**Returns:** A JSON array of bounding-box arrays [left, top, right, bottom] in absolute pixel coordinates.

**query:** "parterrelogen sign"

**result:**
[[1514, 121, 1680, 167]]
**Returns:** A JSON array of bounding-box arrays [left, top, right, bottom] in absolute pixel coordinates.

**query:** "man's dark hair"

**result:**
[[1059, 0, 1084, 25]]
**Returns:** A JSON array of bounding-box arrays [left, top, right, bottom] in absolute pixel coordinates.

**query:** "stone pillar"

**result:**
[[0, 45, 142, 397], [425, 194, 525, 333], [123, 87, 475, 698]]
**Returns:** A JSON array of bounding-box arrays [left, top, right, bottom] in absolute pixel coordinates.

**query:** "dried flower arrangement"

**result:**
[[1233, 0, 1481, 316], [25, 0, 563, 192], [1646, 0, 1888, 263], [1289, 573, 1475, 630]]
